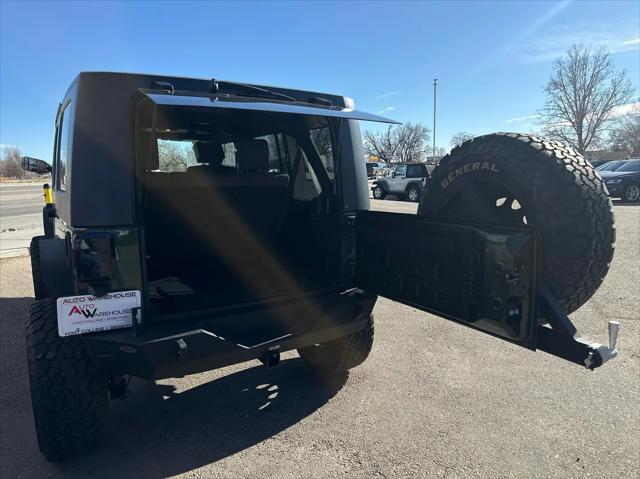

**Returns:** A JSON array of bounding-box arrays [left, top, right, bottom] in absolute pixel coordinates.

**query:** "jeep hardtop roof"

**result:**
[[67, 71, 355, 110], [55, 72, 397, 227]]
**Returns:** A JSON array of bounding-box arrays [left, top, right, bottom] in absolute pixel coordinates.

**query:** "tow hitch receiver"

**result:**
[[538, 288, 620, 370]]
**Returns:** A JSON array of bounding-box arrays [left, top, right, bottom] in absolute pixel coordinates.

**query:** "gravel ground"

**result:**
[[0, 200, 638, 479]]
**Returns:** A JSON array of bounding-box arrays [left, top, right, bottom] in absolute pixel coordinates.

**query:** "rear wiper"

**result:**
[[209, 79, 296, 102]]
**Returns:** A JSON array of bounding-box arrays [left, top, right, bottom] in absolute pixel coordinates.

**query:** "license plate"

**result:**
[[56, 290, 141, 337]]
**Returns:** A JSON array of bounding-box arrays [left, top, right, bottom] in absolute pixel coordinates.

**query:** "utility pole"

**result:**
[[432, 78, 438, 161]]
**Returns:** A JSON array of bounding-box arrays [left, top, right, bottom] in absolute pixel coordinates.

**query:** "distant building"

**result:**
[[584, 150, 629, 165], [424, 155, 444, 165]]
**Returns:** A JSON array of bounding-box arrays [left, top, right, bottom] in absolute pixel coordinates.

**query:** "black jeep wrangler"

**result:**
[[22, 72, 618, 461]]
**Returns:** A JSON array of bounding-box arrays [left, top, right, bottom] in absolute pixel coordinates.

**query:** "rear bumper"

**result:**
[[82, 289, 376, 379]]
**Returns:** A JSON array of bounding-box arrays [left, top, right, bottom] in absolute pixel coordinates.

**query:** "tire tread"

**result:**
[[421, 132, 615, 314], [26, 298, 108, 461]]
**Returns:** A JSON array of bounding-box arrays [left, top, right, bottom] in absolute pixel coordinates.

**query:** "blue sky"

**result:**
[[1, 0, 638, 161]]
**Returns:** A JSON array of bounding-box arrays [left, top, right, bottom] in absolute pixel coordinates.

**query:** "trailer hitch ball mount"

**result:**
[[539, 288, 621, 370], [584, 321, 620, 370]]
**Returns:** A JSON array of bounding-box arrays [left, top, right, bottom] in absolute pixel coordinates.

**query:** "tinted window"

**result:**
[[56, 101, 74, 191], [406, 164, 425, 178], [255, 134, 289, 173], [615, 160, 640, 172], [310, 126, 334, 180], [598, 161, 627, 171], [155, 135, 289, 173]]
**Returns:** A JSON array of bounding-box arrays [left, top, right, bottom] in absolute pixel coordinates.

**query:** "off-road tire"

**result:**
[[373, 185, 386, 200], [26, 298, 109, 461], [29, 236, 48, 299], [298, 316, 374, 372], [419, 133, 615, 314], [406, 184, 421, 202]]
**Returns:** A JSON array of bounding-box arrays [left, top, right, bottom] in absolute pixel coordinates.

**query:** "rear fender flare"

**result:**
[[37, 237, 74, 298]]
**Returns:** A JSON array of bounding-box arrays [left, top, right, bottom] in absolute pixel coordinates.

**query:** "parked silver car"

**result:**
[[371, 163, 429, 202]]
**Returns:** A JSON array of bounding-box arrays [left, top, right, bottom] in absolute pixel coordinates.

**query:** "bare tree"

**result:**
[[433, 146, 448, 157], [609, 102, 640, 156], [424, 146, 447, 163], [538, 45, 635, 153], [157, 141, 188, 172], [449, 131, 474, 148], [363, 122, 431, 163], [0, 146, 26, 179]]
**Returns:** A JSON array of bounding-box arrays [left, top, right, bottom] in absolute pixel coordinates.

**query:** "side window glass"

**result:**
[[57, 101, 74, 191], [309, 127, 335, 180], [406, 165, 424, 178], [254, 134, 288, 173], [156, 140, 198, 172], [394, 165, 406, 177]]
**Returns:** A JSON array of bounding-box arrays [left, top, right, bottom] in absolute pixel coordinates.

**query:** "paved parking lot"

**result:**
[[0, 183, 44, 256], [0, 199, 638, 478]]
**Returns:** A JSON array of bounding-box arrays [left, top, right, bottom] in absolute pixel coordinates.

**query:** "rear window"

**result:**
[[615, 160, 640, 172], [148, 111, 337, 202], [155, 135, 291, 174]]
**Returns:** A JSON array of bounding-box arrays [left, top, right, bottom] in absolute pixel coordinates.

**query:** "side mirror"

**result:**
[[22, 157, 51, 174]]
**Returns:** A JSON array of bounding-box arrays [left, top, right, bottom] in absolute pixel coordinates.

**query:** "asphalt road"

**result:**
[[0, 198, 638, 479], [0, 183, 44, 255]]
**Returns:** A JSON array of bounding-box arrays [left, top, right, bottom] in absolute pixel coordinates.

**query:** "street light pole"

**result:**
[[432, 78, 438, 161]]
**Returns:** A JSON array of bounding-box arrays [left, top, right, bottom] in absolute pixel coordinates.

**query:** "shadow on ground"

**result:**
[[0, 296, 347, 478]]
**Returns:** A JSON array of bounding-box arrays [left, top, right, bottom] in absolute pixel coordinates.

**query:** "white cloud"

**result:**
[[505, 114, 541, 124], [517, 23, 640, 63], [512, 0, 573, 45], [377, 106, 395, 114], [373, 91, 399, 100], [504, 7, 640, 64], [0, 143, 17, 151], [611, 102, 640, 117], [619, 37, 640, 47]]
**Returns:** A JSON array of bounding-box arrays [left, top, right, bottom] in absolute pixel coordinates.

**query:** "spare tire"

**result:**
[[419, 133, 615, 314]]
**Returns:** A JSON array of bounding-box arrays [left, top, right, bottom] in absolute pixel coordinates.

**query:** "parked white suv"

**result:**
[[371, 163, 429, 202]]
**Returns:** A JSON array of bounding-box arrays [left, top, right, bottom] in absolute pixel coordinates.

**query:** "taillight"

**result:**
[[71, 232, 116, 284]]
